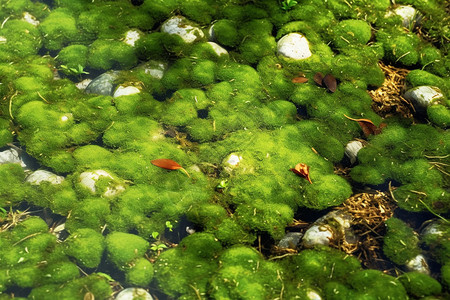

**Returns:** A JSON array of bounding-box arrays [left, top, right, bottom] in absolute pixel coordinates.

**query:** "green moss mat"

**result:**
[[0, 0, 448, 299]]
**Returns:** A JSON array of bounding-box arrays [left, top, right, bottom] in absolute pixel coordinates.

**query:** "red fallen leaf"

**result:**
[[290, 163, 312, 184], [313, 72, 324, 86], [323, 74, 337, 93], [151, 159, 190, 177], [292, 76, 309, 83], [344, 114, 385, 137]]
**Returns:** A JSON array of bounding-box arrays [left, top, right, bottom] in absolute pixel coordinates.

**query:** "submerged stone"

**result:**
[[405, 254, 430, 274], [0, 148, 27, 168], [278, 232, 303, 249], [113, 85, 141, 98], [345, 140, 364, 165], [389, 5, 423, 28], [124, 30, 141, 47], [115, 288, 153, 300], [26, 169, 64, 185], [302, 210, 354, 248], [79, 170, 125, 197], [161, 15, 204, 43], [277, 33, 312, 60], [85, 71, 119, 96], [404, 86, 444, 112]]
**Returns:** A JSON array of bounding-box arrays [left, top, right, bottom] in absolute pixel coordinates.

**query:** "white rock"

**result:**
[[302, 211, 353, 248], [208, 24, 216, 41], [161, 16, 204, 43], [405, 254, 430, 274], [0, 36, 6, 44], [113, 86, 141, 98], [307, 289, 322, 300], [115, 288, 153, 300], [26, 170, 64, 185], [222, 153, 242, 174], [404, 86, 443, 111], [421, 220, 445, 237], [139, 61, 167, 79], [124, 30, 141, 47], [277, 33, 312, 60], [186, 226, 196, 235], [387, 5, 422, 28], [79, 170, 125, 197], [278, 232, 303, 249], [0, 148, 27, 168], [345, 140, 364, 165], [75, 79, 92, 90], [22, 12, 39, 26], [60, 114, 70, 122], [207, 41, 228, 56], [302, 224, 333, 248]]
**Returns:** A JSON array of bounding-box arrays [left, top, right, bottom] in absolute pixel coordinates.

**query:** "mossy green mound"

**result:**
[[0, 0, 448, 298]]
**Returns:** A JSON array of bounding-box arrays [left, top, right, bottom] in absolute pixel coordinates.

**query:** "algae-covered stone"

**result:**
[[39, 9, 78, 51], [115, 288, 154, 300], [427, 104, 450, 128], [154, 233, 221, 298], [64, 197, 110, 232], [398, 272, 442, 298], [377, 29, 420, 66], [0, 20, 42, 60], [404, 86, 444, 112], [209, 19, 239, 47], [383, 218, 421, 265], [161, 15, 204, 44], [0, 118, 13, 147], [26, 170, 64, 185], [41, 260, 80, 284], [235, 200, 294, 240], [28, 273, 112, 300], [64, 228, 105, 268], [421, 220, 450, 265], [0, 163, 34, 207], [349, 269, 407, 299], [125, 257, 154, 286], [301, 174, 352, 209], [286, 247, 361, 287], [78, 169, 125, 198], [106, 232, 149, 269], [87, 39, 137, 70], [56, 44, 88, 72], [331, 19, 372, 49], [85, 71, 119, 96], [406, 69, 450, 95], [210, 246, 283, 299]]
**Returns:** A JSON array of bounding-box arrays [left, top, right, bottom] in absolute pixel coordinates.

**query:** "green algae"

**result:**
[[64, 228, 105, 268], [383, 217, 421, 265], [0, 0, 449, 298]]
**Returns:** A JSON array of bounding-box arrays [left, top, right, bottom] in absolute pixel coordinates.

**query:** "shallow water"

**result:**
[[0, 0, 449, 299]]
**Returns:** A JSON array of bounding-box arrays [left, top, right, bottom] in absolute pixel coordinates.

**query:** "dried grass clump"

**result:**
[[369, 62, 414, 119], [337, 191, 397, 269]]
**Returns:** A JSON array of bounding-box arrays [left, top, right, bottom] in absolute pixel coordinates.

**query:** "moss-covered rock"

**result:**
[[398, 272, 442, 298], [383, 218, 421, 265], [0, 20, 42, 61], [28, 273, 112, 300], [210, 246, 283, 299], [64, 228, 105, 268], [331, 19, 372, 49], [87, 39, 137, 70], [39, 9, 78, 51], [105, 232, 149, 269], [154, 233, 222, 298], [125, 257, 154, 286]]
